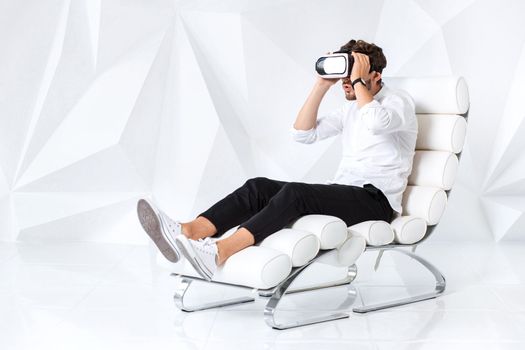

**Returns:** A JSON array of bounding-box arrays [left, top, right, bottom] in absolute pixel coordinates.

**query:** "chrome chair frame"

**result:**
[[352, 241, 446, 313], [172, 248, 359, 329]]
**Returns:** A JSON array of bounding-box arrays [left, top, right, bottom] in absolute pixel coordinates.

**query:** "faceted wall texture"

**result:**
[[1, 0, 524, 243]]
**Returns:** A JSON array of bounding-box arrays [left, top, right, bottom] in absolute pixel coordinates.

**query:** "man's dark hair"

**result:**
[[338, 39, 387, 74]]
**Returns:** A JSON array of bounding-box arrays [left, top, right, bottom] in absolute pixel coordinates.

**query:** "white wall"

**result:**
[[1, 0, 524, 243]]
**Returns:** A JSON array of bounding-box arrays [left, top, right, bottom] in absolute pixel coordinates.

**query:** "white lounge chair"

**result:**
[[158, 75, 470, 330]]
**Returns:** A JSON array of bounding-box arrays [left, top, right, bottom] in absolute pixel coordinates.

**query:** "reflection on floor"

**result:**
[[1, 240, 525, 350]]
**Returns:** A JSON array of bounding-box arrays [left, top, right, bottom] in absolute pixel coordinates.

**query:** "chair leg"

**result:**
[[352, 248, 446, 313], [173, 276, 255, 312], [258, 264, 357, 297], [264, 250, 357, 330]]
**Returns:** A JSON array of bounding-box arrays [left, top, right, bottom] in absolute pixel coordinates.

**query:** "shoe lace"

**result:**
[[199, 237, 214, 246]]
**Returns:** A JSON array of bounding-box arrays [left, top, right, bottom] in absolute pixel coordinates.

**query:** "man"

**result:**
[[137, 39, 417, 281]]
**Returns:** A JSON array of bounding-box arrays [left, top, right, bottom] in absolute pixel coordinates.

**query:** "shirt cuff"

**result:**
[[289, 126, 315, 135]]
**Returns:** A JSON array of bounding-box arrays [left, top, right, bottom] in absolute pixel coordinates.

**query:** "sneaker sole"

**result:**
[[137, 199, 180, 263], [175, 235, 213, 281]]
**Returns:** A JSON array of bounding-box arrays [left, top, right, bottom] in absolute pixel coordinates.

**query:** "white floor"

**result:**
[[1, 240, 525, 350]]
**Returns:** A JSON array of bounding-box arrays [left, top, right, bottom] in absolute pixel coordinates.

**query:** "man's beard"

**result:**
[[344, 90, 357, 101], [344, 80, 372, 100]]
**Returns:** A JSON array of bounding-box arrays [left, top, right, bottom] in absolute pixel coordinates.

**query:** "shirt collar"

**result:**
[[373, 82, 388, 100]]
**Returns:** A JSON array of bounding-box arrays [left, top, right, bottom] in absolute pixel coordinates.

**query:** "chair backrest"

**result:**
[[383, 76, 469, 235]]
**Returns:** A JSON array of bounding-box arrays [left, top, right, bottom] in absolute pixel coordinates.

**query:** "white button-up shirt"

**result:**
[[290, 84, 418, 216]]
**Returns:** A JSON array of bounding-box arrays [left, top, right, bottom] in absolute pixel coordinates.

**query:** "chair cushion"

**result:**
[[260, 228, 320, 267], [348, 220, 394, 246], [390, 215, 428, 244], [409, 150, 458, 190], [287, 214, 348, 249], [316, 234, 366, 267], [416, 114, 467, 153], [402, 186, 447, 225], [158, 245, 292, 289], [216, 246, 292, 289], [336, 234, 367, 266], [384, 76, 469, 114]]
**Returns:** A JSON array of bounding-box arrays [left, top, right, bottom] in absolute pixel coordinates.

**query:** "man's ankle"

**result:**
[[181, 223, 197, 239], [215, 240, 226, 266]]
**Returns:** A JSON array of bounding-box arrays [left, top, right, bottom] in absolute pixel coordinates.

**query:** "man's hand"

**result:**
[[350, 52, 373, 108], [350, 52, 371, 81]]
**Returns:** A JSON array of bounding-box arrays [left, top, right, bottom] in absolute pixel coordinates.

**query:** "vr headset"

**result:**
[[315, 49, 375, 79]]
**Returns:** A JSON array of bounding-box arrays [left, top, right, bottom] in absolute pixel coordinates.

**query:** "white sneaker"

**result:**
[[175, 235, 218, 281], [137, 198, 183, 263]]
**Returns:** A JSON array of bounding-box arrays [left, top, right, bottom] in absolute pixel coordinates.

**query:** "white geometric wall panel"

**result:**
[[1, 0, 525, 243]]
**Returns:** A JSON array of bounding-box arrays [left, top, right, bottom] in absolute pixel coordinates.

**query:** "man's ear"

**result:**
[[372, 71, 382, 85]]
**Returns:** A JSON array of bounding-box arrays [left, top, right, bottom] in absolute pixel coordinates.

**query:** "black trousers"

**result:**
[[197, 177, 394, 245]]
